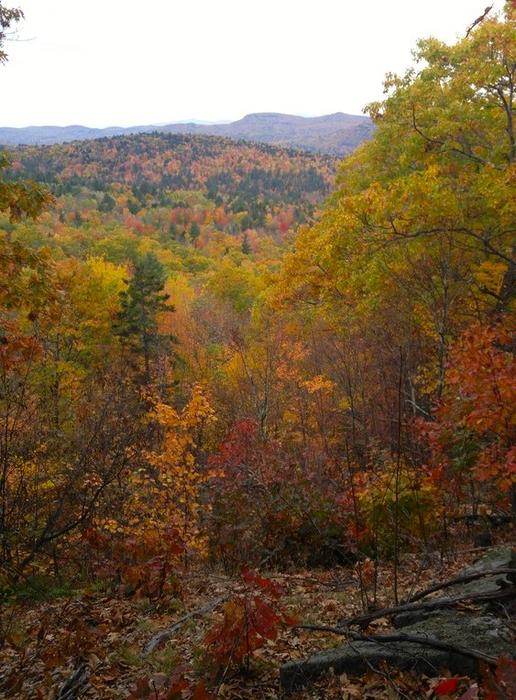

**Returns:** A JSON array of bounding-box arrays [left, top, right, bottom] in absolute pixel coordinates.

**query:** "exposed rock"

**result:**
[[280, 612, 513, 691], [452, 545, 514, 595], [280, 547, 515, 691], [392, 545, 514, 628]]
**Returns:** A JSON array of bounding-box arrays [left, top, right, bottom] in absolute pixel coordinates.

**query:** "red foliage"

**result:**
[[434, 677, 460, 695], [203, 568, 293, 672], [0, 319, 41, 371], [241, 567, 283, 598], [419, 323, 515, 500], [482, 656, 516, 700], [208, 419, 259, 478], [83, 526, 184, 598]]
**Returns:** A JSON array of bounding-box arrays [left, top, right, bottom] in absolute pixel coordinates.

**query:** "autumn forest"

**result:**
[[0, 4, 515, 699]]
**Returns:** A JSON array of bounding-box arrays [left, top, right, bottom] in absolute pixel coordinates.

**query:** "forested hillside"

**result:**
[[0, 111, 374, 155], [0, 5, 514, 700]]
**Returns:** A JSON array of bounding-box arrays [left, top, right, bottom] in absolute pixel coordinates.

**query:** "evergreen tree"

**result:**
[[98, 192, 116, 212], [116, 252, 173, 383], [127, 199, 140, 215], [241, 232, 251, 255], [189, 221, 200, 242]]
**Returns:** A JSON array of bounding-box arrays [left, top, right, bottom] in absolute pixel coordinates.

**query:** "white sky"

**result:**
[[1, 0, 506, 127]]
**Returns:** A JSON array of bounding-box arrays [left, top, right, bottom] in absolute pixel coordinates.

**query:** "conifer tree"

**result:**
[[116, 252, 173, 383]]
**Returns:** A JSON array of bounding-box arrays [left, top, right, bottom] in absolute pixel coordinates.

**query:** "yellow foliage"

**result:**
[[303, 374, 335, 394], [121, 384, 216, 557]]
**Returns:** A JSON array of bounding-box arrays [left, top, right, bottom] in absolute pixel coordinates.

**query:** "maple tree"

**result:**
[[421, 322, 516, 514], [203, 568, 290, 674], [274, 7, 515, 522], [141, 384, 215, 557]]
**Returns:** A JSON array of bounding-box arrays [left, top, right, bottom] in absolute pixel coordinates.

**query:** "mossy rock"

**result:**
[[280, 611, 513, 691], [280, 547, 515, 691]]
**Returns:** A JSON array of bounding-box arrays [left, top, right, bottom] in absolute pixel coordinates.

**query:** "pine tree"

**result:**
[[98, 192, 115, 212], [241, 232, 251, 255], [116, 252, 173, 383], [189, 221, 200, 242]]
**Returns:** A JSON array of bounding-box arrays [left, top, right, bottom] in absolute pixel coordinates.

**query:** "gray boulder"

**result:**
[[280, 547, 515, 691]]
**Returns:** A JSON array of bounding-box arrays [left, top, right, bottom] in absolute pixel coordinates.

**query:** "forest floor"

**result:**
[[0, 538, 512, 700]]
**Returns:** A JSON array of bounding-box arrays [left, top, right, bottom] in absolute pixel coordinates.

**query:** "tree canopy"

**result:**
[[0, 6, 514, 698]]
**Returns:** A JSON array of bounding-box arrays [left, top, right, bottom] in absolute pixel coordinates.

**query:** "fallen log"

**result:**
[[338, 585, 516, 628], [143, 596, 226, 656]]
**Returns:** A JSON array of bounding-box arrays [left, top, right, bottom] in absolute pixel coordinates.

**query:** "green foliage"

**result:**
[[0, 152, 53, 221], [2, 574, 76, 602], [98, 191, 116, 212], [358, 467, 437, 557], [0, 10, 513, 607], [116, 251, 173, 383], [241, 233, 251, 255], [189, 221, 200, 241]]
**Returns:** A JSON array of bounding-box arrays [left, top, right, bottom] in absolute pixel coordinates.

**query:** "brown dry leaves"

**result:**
[[0, 549, 493, 699]]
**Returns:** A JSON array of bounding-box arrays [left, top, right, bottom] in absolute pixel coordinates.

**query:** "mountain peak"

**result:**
[[0, 112, 374, 155]]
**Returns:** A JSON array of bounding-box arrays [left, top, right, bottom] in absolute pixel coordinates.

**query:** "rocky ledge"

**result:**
[[280, 546, 515, 692]]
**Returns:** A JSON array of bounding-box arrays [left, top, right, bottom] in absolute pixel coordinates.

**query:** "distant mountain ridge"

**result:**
[[0, 112, 374, 155]]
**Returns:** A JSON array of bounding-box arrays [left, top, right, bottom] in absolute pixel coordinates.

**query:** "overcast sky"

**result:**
[[1, 0, 506, 127]]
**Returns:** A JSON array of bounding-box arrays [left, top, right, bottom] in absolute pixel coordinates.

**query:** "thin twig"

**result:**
[[404, 565, 516, 604], [337, 585, 516, 628]]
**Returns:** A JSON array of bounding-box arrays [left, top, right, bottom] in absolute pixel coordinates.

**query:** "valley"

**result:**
[[0, 5, 514, 699]]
